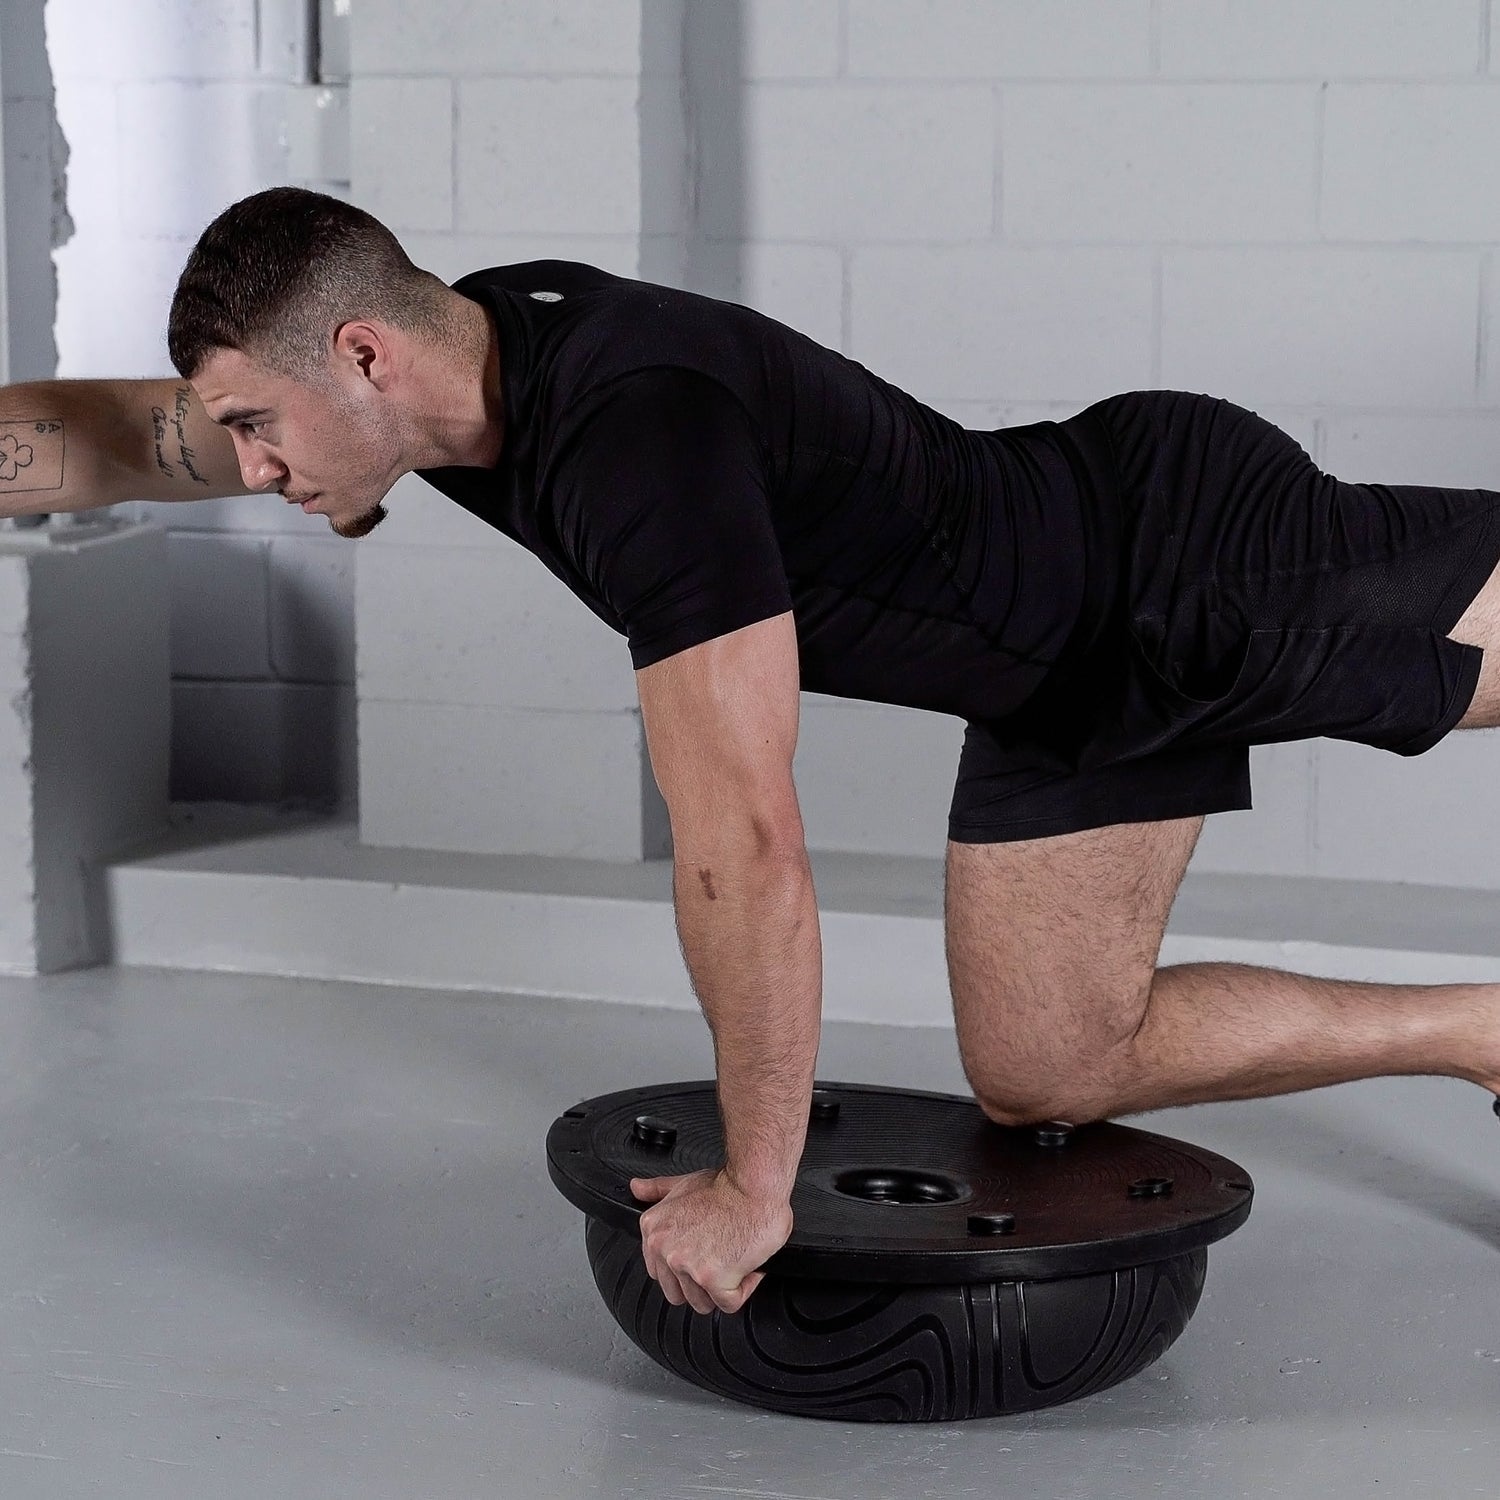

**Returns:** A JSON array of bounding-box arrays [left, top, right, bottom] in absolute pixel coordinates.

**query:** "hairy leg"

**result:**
[[946, 543, 1500, 1125], [944, 817, 1202, 1125], [1449, 551, 1500, 728], [1100, 962, 1494, 1123], [945, 819, 1500, 1127]]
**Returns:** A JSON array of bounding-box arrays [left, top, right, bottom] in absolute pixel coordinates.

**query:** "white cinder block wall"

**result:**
[[46, 1, 1500, 886], [2, 1, 68, 385], [351, 0, 1500, 886], [351, 0, 690, 861], [727, 0, 1500, 883], [44, 0, 357, 807]]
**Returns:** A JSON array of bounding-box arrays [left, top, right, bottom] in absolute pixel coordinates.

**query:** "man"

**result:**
[[11, 186, 1500, 1322]]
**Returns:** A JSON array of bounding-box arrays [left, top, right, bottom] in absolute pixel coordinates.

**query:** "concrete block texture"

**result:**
[[1161, 249, 1482, 408], [3, 0, 56, 101], [846, 0, 1152, 78], [740, 242, 844, 351], [1311, 731, 1500, 889], [167, 532, 271, 681], [793, 697, 963, 858], [158, 527, 355, 802], [734, 84, 995, 242], [1187, 743, 1317, 877], [49, 73, 120, 243], [1323, 412, 1500, 488], [358, 699, 668, 860], [30, 529, 170, 970], [129, 492, 334, 537], [52, 233, 198, 379], [851, 246, 1154, 404], [0, 524, 171, 973], [455, 79, 644, 237], [116, 82, 270, 239], [171, 681, 356, 805], [59, 0, 1497, 884], [1324, 85, 1500, 243], [45, 0, 257, 82], [396, 232, 652, 287], [1158, 0, 1485, 78], [358, 542, 637, 713], [350, 0, 648, 78], [2, 94, 67, 381], [0, 627, 37, 970], [638, 59, 688, 242], [1486, 251, 1500, 405], [352, 77, 453, 233], [268, 536, 355, 684], [640, 0, 687, 81], [741, 0, 840, 78], [269, 81, 350, 184], [1002, 85, 1319, 243], [47, 0, 360, 813]]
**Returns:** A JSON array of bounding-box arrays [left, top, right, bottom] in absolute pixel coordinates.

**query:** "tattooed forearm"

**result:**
[[170, 385, 207, 484], [149, 404, 172, 478], [0, 418, 64, 493], [149, 385, 209, 487]]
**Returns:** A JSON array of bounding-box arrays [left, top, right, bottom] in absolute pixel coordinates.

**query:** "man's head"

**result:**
[[168, 186, 496, 539]]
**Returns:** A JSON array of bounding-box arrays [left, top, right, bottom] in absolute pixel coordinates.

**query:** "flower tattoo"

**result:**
[[0, 433, 35, 482]]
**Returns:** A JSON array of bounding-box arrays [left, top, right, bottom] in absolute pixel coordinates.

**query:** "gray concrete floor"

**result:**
[[0, 966, 1497, 1498]]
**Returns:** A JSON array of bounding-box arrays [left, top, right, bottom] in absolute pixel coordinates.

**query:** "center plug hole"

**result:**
[[832, 1167, 964, 1205]]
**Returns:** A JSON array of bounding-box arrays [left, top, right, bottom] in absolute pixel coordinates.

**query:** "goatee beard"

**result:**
[[332, 502, 388, 540]]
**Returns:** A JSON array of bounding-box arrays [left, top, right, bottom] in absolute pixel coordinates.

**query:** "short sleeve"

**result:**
[[548, 367, 794, 670]]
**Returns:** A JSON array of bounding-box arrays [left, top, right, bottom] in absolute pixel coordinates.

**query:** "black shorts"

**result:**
[[947, 389, 1500, 845]]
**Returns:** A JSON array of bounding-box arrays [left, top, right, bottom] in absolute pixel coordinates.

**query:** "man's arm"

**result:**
[[0, 377, 256, 516], [635, 608, 820, 1199], [670, 831, 820, 1199]]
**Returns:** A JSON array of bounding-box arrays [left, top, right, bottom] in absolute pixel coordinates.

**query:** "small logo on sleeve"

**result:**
[[529, 290, 564, 302]]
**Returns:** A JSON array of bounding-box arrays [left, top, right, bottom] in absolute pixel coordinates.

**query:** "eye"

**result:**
[[240, 420, 265, 437]]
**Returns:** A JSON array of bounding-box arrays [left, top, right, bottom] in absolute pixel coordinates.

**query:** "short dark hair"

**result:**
[[167, 186, 458, 384]]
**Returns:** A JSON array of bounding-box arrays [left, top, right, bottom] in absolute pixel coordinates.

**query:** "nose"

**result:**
[[239, 447, 287, 495]]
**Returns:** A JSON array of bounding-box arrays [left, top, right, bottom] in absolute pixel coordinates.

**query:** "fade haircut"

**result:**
[[167, 185, 461, 386]]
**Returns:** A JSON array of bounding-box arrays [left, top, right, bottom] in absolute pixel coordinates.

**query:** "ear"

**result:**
[[330, 318, 396, 384]]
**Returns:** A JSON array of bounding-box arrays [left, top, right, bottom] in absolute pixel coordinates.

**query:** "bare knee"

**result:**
[[973, 1067, 1127, 1130], [977, 1095, 1060, 1130], [954, 966, 1155, 1131], [944, 818, 1199, 1132]]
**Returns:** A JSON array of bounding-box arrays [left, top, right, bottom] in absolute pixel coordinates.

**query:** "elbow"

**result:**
[[670, 809, 808, 868], [752, 821, 810, 867], [664, 770, 807, 866]]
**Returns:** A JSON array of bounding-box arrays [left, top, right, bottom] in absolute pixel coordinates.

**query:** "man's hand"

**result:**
[[630, 1168, 793, 1315]]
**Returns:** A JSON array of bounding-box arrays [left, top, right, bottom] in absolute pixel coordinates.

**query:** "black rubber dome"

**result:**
[[547, 1080, 1253, 1421]]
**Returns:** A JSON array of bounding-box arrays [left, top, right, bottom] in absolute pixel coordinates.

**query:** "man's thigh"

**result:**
[[943, 814, 1204, 1127], [1450, 552, 1500, 729]]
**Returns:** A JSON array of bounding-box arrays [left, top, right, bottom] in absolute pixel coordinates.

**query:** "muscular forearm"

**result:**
[[671, 843, 822, 1201], [0, 382, 110, 516], [0, 378, 252, 516]]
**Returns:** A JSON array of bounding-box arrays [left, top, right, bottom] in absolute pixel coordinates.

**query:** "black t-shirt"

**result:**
[[414, 260, 1100, 725]]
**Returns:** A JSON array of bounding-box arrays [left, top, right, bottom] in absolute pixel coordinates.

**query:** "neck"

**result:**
[[421, 294, 505, 470], [470, 298, 505, 466]]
